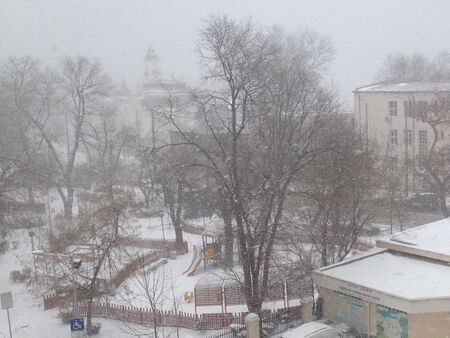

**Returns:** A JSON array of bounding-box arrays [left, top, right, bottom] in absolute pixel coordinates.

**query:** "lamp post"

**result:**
[[159, 211, 165, 241], [28, 231, 38, 281], [71, 258, 82, 305], [28, 230, 35, 251]]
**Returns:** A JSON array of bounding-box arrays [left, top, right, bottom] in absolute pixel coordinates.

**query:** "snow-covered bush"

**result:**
[[87, 322, 101, 335]]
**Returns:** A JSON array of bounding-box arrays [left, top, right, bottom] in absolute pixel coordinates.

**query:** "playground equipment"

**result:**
[[184, 291, 194, 303], [184, 241, 222, 276]]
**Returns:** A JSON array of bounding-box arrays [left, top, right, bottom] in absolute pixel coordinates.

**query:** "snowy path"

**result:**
[[0, 229, 210, 337]]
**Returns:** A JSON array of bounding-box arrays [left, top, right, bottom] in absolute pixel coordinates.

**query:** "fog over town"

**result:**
[[0, 1, 449, 337]]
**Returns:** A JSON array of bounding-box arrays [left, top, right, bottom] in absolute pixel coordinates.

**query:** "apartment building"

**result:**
[[354, 82, 450, 193]]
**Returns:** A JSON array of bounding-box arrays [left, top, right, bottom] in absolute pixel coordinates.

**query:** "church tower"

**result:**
[[144, 47, 161, 81]]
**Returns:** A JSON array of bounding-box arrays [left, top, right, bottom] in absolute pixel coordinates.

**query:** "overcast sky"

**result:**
[[1, 0, 449, 105]]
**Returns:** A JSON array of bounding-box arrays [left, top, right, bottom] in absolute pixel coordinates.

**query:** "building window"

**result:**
[[405, 158, 413, 171], [389, 101, 397, 116], [404, 101, 413, 117], [419, 130, 428, 155], [418, 101, 428, 118], [390, 129, 398, 145], [405, 129, 413, 146], [388, 156, 398, 172]]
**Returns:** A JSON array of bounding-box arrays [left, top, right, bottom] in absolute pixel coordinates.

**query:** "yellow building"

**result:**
[[313, 218, 450, 338]]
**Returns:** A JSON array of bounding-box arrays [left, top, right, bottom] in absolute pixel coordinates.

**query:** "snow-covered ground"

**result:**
[[1, 201, 438, 338], [0, 223, 219, 338]]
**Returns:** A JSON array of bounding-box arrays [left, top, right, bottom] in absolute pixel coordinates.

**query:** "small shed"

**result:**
[[313, 218, 450, 338]]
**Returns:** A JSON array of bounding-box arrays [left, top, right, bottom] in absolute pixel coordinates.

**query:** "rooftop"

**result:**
[[377, 218, 450, 263], [317, 249, 450, 300], [354, 82, 450, 93]]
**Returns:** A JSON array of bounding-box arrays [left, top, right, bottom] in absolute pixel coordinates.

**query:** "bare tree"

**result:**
[[295, 117, 382, 266], [411, 93, 450, 217], [26, 56, 111, 219], [80, 105, 131, 334], [0, 57, 49, 203], [120, 267, 180, 338], [157, 16, 337, 318], [377, 51, 450, 83]]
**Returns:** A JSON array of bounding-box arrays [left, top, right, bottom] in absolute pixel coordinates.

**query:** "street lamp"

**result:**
[[28, 230, 35, 251], [28, 231, 38, 281], [159, 211, 165, 241], [71, 258, 82, 304]]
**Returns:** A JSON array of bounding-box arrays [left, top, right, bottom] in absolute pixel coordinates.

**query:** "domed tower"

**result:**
[[144, 47, 161, 81]]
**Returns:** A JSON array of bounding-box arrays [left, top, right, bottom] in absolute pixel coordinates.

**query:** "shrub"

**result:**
[[58, 307, 74, 324], [88, 322, 102, 335], [21, 266, 32, 279], [10, 270, 25, 283], [0, 240, 8, 254]]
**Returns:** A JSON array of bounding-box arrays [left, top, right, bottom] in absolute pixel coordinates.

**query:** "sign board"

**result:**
[[376, 305, 408, 338], [70, 317, 84, 332], [1, 292, 13, 310], [96, 278, 107, 293]]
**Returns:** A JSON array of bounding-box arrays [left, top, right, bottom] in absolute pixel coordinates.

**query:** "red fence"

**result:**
[[118, 236, 188, 252], [112, 250, 163, 288], [43, 293, 67, 310], [181, 223, 205, 235], [112, 240, 188, 288], [196, 277, 314, 308], [69, 302, 301, 330]]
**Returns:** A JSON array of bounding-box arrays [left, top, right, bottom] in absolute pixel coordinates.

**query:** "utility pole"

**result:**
[[29, 231, 37, 281], [1, 292, 13, 338], [71, 258, 82, 305]]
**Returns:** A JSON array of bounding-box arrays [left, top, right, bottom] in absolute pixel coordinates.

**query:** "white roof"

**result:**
[[318, 250, 450, 300], [202, 214, 225, 237], [355, 82, 450, 93], [281, 322, 340, 337], [377, 218, 450, 263]]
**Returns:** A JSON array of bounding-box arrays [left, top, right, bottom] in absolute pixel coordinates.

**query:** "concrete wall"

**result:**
[[320, 287, 376, 336], [321, 286, 450, 338], [409, 312, 450, 338]]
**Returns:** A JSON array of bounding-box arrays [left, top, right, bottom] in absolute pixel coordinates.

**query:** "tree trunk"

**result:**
[[223, 216, 234, 267], [219, 186, 234, 267], [439, 188, 449, 218], [27, 186, 35, 204]]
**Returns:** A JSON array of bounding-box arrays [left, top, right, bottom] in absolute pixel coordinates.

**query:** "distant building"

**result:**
[[313, 219, 450, 337], [354, 82, 450, 193], [113, 47, 192, 145], [139, 47, 192, 146]]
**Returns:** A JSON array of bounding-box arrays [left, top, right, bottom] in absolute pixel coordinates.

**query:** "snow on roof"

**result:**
[[354, 82, 450, 93], [202, 214, 225, 237], [318, 250, 450, 300], [281, 322, 339, 337], [377, 218, 450, 263]]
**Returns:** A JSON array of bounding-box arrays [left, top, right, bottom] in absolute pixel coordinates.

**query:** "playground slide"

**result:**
[[183, 246, 198, 274], [187, 256, 203, 277]]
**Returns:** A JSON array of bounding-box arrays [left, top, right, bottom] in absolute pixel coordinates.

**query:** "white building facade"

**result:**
[[354, 82, 450, 193]]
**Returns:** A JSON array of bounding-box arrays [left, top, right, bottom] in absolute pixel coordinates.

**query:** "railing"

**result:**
[[118, 236, 188, 252], [43, 240, 189, 309], [67, 302, 301, 331]]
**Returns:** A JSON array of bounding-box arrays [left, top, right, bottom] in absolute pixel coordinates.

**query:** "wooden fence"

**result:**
[[43, 240, 189, 310], [118, 236, 188, 252], [43, 293, 67, 310], [68, 302, 301, 330], [181, 223, 205, 235], [112, 250, 163, 288], [195, 277, 314, 309]]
